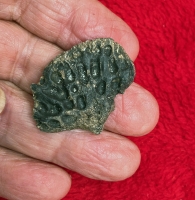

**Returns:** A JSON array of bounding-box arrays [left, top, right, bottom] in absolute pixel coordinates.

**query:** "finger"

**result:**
[[0, 81, 140, 181], [0, 0, 139, 60], [0, 21, 62, 93], [0, 147, 71, 200], [105, 82, 159, 136], [0, 18, 138, 94]]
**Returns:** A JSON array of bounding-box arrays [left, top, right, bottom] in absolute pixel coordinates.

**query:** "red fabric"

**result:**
[[1, 0, 195, 199]]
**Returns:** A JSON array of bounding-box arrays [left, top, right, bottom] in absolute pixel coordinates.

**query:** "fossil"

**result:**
[[31, 38, 135, 134]]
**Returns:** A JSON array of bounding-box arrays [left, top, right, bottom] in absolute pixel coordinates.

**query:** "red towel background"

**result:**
[[1, 0, 195, 199]]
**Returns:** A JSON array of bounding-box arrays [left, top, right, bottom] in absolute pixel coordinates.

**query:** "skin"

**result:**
[[0, 0, 159, 199]]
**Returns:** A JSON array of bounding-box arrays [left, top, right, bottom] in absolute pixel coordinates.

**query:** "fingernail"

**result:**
[[0, 87, 6, 114]]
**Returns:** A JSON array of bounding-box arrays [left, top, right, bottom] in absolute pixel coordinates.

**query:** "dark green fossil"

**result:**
[[31, 38, 135, 134]]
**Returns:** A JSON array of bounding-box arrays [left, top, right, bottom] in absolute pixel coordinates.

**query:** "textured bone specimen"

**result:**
[[31, 38, 135, 134]]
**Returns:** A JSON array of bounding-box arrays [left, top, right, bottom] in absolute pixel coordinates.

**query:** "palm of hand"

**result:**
[[0, 0, 159, 199]]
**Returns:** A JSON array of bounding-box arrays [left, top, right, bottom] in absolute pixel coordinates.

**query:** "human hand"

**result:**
[[0, 0, 159, 199]]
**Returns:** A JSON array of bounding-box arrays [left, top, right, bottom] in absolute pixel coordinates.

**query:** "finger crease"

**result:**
[[19, 38, 38, 90], [12, 0, 30, 22]]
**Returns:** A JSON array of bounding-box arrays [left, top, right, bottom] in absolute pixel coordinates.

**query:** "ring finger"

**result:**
[[0, 81, 141, 181]]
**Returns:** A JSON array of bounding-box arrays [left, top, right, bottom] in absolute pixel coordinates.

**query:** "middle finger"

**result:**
[[0, 20, 158, 136]]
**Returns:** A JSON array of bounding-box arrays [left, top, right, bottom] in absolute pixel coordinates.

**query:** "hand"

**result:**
[[0, 0, 159, 199]]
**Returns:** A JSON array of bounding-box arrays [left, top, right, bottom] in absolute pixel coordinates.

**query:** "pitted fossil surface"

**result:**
[[31, 38, 135, 134]]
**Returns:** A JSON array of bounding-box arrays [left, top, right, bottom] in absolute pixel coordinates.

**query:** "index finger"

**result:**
[[0, 0, 139, 60]]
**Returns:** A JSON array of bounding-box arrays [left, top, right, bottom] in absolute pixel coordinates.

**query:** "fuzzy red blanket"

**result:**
[[63, 0, 195, 199]]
